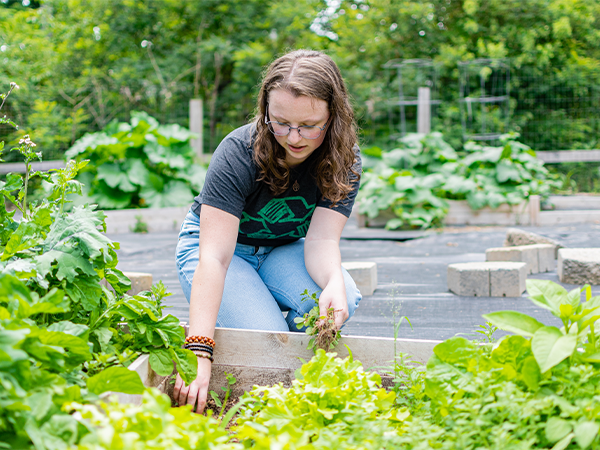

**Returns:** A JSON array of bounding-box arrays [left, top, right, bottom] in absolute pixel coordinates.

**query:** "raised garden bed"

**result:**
[[122, 326, 440, 404]]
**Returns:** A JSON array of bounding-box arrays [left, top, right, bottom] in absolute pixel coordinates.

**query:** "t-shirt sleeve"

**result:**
[[197, 131, 256, 219], [317, 144, 362, 217]]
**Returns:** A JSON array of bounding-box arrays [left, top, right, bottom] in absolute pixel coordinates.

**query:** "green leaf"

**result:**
[[574, 421, 600, 449], [482, 311, 545, 337], [432, 337, 477, 366], [149, 348, 175, 377], [546, 418, 573, 444], [87, 366, 145, 395], [172, 347, 198, 385], [531, 326, 577, 373], [526, 279, 568, 314], [140, 179, 193, 208], [97, 163, 137, 192]]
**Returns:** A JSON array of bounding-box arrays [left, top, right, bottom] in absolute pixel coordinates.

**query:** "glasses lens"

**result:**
[[298, 126, 321, 139], [268, 122, 289, 136]]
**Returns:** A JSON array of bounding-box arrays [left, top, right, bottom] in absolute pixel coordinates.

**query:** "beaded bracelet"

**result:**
[[185, 335, 215, 348], [194, 351, 214, 363], [184, 344, 214, 355]]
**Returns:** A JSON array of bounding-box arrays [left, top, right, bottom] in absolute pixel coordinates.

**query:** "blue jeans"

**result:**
[[175, 209, 361, 332]]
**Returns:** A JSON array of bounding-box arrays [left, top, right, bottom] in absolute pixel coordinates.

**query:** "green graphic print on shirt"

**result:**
[[239, 197, 316, 240]]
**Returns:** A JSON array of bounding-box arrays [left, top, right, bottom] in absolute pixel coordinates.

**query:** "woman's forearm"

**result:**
[[188, 255, 228, 339], [304, 238, 345, 289]]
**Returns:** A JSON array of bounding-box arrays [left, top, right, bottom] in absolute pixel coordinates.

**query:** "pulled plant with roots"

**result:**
[[295, 290, 342, 352]]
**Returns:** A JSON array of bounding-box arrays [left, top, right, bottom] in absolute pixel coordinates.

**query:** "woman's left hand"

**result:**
[[318, 277, 348, 330]]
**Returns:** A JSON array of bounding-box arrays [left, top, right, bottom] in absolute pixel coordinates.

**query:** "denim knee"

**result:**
[[343, 269, 362, 320]]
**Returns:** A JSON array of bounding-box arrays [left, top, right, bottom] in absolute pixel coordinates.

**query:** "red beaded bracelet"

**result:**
[[185, 335, 215, 348]]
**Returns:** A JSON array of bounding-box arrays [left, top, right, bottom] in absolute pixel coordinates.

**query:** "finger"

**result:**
[[186, 386, 198, 412], [177, 382, 189, 407], [173, 375, 183, 400], [335, 308, 348, 330], [195, 385, 208, 415]]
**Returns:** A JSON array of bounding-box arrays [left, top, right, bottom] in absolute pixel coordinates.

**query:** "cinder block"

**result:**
[[123, 271, 153, 295], [530, 244, 556, 273], [447, 263, 490, 297], [486, 245, 539, 274], [504, 228, 562, 258], [488, 262, 528, 297], [342, 262, 377, 296], [558, 249, 600, 285]]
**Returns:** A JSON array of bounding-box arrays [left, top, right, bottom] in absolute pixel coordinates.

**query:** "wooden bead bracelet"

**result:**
[[185, 335, 215, 348], [194, 351, 214, 363]]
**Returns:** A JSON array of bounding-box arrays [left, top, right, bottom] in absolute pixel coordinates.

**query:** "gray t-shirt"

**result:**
[[191, 123, 361, 247]]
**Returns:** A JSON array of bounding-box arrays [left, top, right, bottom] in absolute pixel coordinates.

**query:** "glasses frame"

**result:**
[[264, 110, 330, 140]]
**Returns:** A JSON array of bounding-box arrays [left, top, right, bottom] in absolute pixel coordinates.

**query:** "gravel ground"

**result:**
[[109, 218, 600, 341]]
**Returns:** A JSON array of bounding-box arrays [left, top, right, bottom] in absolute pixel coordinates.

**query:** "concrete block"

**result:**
[[488, 262, 528, 297], [447, 263, 490, 297], [530, 244, 556, 273], [342, 262, 377, 296], [123, 271, 153, 295], [504, 228, 562, 258], [558, 249, 600, 285], [486, 245, 539, 274]]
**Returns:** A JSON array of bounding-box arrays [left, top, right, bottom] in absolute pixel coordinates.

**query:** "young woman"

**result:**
[[173, 49, 362, 412]]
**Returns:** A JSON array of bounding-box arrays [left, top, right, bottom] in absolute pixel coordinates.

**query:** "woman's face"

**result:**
[[267, 89, 330, 167]]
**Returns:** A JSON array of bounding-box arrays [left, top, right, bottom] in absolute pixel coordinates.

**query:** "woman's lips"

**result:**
[[287, 144, 306, 153]]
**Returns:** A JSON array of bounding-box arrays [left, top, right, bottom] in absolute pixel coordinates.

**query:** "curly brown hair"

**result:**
[[253, 50, 359, 206]]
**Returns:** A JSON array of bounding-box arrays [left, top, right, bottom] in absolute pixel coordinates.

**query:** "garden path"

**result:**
[[109, 219, 600, 341]]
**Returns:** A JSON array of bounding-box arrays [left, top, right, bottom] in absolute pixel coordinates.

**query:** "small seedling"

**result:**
[[209, 371, 237, 419], [131, 214, 149, 233], [294, 290, 341, 352]]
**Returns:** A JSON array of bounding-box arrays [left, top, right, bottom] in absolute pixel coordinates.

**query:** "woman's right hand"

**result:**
[[173, 356, 212, 413]]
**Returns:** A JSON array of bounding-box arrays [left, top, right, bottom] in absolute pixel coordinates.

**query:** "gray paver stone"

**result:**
[[447, 263, 490, 297], [341, 262, 378, 296], [488, 262, 528, 297], [558, 249, 600, 285], [486, 245, 539, 274], [529, 243, 556, 272], [504, 228, 562, 258], [123, 271, 153, 295]]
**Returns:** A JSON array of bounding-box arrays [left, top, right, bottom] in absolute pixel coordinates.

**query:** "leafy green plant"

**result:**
[[483, 279, 600, 373], [0, 84, 196, 449], [131, 214, 149, 233], [236, 350, 406, 450], [294, 290, 341, 352], [70, 389, 240, 450], [65, 111, 206, 210], [209, 371, 237, 418], [358, 132, 562, 229]]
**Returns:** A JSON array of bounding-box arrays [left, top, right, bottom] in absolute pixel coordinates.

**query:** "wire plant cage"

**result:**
[[459, 58, 510, 143], [383, 59, 441, 138]]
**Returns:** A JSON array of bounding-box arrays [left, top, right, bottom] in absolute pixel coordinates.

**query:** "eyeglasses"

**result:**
[[265, 111, 329, 140]]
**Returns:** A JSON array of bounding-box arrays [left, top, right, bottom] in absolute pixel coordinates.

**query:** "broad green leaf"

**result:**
[[97, 163, 136, 192], [546, 418, 573, 443], [87, 366, 145, 395], [140, 179, 193, 208], [574, 421, 600, 449], [526, 279, 567, 314], [432, 337, 477, 366], [519, 355, 540, 390], [149, 348, 175, 377], [581, 352, 600, 363], [172, 347, 198, 385], [531, 326, 577, 373], [552, 433, 574, 450], [482, 311, 545, 337]]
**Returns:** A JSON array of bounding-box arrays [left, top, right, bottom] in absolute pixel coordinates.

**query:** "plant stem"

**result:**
[[23, 164, 29, 219]]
